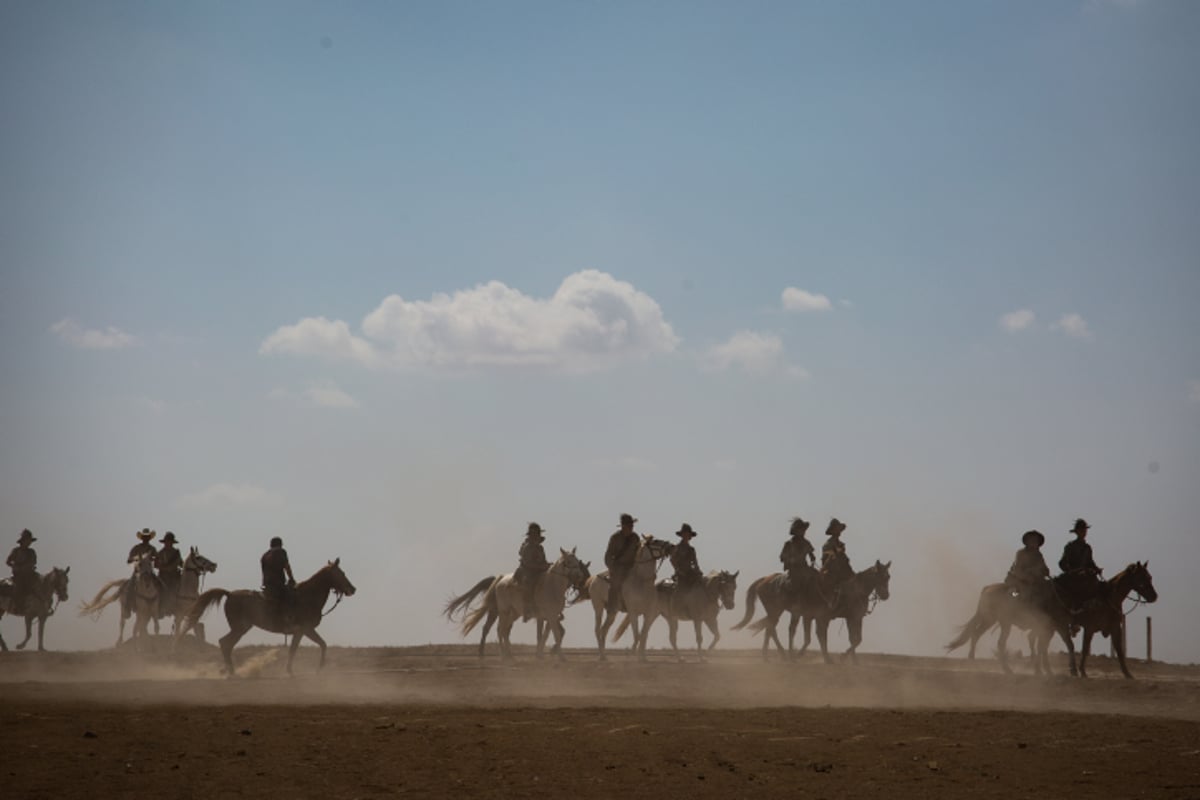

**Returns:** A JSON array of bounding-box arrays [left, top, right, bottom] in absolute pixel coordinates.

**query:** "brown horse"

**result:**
[[1034, 561, 1157, 679], [0, 567, 70, 652], [176, 559, 356, 675], [946, 578, 1078, 677], [810, 560, 892, 664], [730, 567, 826, 661]]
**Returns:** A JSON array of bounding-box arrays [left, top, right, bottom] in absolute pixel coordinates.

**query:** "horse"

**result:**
[[451, 548, 591, 662], [581, 535, 673, 661], [175, 559, 356, 675], [79, 554, 161, 651], [730, 566, 827, 661], [0, 567, 70, 652], [168, 547, 219, 642], [613, 570, 739, 661], [810, 560, 891, 664], [946, 575, 1078, 677], [1032, 561, 1157, 679]]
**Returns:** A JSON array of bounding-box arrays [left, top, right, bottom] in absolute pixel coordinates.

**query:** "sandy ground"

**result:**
[[3, 641, 1199, 798]]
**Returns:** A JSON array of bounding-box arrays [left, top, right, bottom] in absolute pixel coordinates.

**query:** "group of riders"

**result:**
[[508, 512, 860, 618], [1004, 517, 1106, 616], [2, 527, 298, 627]]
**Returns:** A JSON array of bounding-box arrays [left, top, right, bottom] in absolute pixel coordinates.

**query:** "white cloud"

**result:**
[[179, 482, 283, 509], [304, 382, 359, 409], [1000, 309, 1036, 333], [1052, 312, 1093, 340], [261, 270, 679, 372], [704, 331, 809, 378], [1188, 380, 1200, 404], [50, 318, 137, 350], [781, 287, 833, 312]]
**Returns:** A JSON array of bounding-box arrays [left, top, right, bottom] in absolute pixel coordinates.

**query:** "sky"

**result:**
[[2, 0, 1198, 662]]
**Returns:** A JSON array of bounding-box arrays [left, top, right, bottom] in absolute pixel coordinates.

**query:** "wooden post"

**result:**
[[1146, 616, 1152, 663]]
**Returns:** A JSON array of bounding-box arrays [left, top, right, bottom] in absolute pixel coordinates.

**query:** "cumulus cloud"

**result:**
[[704, 331, 809, 378], [781, 287, 833, 312], [1052, 312, 1093, 340], [999, 309, 1036, 333], [261, 271, 679, 372], [179, 482, 283, 509], [304, 382, 359, 409], [50, 318, 137, 350]]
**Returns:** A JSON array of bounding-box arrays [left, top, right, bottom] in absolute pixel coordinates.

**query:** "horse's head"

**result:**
[[326, 558, 357, 597], [715, 570, 739, 610], [48, 566, 70, 603], [1126, 560, 1158, 603], [641, 535, 674, 561], [135, 553, 156, 578], [870, 560, 892, 601], [185, 547, 218, 575], [558, 547, 591, 592]]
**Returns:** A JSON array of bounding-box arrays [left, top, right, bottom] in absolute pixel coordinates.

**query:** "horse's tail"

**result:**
[[746, 617, 770, 635], [78, 579, 126, 618], [175, 589, 229, 640], [461, 580, 498, 637], [730, 577, 765, 631], [443, 576, 496, 621], [611, 613, 633, 642], [946, 611, 993, 652]]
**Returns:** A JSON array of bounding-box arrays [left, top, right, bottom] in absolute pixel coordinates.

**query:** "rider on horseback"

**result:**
[[604, 513, 640, 616], [124, 529, 159, 610], [780, 517, 815, 576], [820, 518, 853, 606], [1059, 518, 1104, 599], [261, 536, 296, 627], [6, 529, 38, 615], [1005, 530, 1051, 606], [156, 532, 183, 612], [669, 524, 702, 589], [514, 523, 549, 621]]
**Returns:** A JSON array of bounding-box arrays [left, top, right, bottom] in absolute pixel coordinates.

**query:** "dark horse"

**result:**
[[0, 567, 70, 651], [1034, 561, 1157, 679], [730, 567, 826, 661], [176, 559, 356, 675], [811, 560, 892, 664], [946, 578, 1078, 677]]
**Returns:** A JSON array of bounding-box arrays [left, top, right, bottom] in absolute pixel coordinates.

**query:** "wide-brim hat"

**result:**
[[789, 517, 810, 536], [18, 528, 36, 543], [136, 528, 156, 541], [1071, 518, 1090, 534], [526, 523, 545, 539], [620, 513, 637, 526], [825, 518, 847, 536], [1022, 530, 1045, 547], [161, 531, 178, 544], [676, 523, 697, 539]]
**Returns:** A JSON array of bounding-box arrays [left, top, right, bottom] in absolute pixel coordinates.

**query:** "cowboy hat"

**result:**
[[619, 513, 637, 526], [1022, 530, 1045, 547], [789, 517, 810, 536], [675, 523, 697, 539], [1070, 518, 1090, 534], [17, 529, 35, 544], [136, 528, 156, 541], [161, 531, 179, 544], [526, 522, 545, 539], [825, 518, 847, 536]]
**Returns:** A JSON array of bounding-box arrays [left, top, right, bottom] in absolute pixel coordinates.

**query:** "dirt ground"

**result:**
[[3, 642, 1199, 799]]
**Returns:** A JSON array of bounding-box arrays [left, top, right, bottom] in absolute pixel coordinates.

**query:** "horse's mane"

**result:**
[[297, 561, 339, 590]]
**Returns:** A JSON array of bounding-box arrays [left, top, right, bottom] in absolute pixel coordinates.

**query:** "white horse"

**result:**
[[614, 570, 739, 661], [454, 548, 590, 662], [79, 554, 160, 651], [168, 547, 218, 641], [582, 535, 673, 661]]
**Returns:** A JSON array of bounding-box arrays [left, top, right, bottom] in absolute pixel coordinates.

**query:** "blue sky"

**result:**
[[2, 0, 1198, 661]]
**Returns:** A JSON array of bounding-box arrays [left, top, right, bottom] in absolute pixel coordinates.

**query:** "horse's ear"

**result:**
[[733, 570, 740, 579], [560, 547, 567, 556], [64, 566, 70, 574], [572, 546, 577, 554], [584, 561, 591, 569], [334, 557, 340, 567], [885, 560, 892, 569]]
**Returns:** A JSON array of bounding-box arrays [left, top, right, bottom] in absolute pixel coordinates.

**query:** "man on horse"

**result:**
[[261, 536, 296, 626], [604, 513, 641, 616], [1005, 529, 1051, 606], [5, 529, 38, 615], [124, 529, 160, 609], [780, 517, 815, 575], [1059, 518, 1104, 598], [820, 518, 853, 607], [514, 523, 549, 621], [156, 531, 183, 613], [669, 524, 703, 589]]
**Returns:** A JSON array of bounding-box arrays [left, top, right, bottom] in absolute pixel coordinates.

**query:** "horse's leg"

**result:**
[[593, 602, 607, 661], [286, 629, 304, 676], [37, 613, 47, 652], [767, 612, 787, 659], [667, 618, 681, 661], [478, 608, 497, 660], [786, 613, 800, 661], [996, 623, 1013, 674], [816, 618, 833, 664], [799, 615, 813, 656], [498, 614, 515, 662], [306, 629, 328, 672], [845, 615, 862, 665], [16, 613, 34, 650], [693, 619, 704, 660], [551, 617, 566, 662], [219, 624, 250, 676], [0, 610, 7, 652], [1113, 620, 1133, 679], [1079, 628, 1094, 679], [637, 615, 653, 662], [705, 617, 720, 652]]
